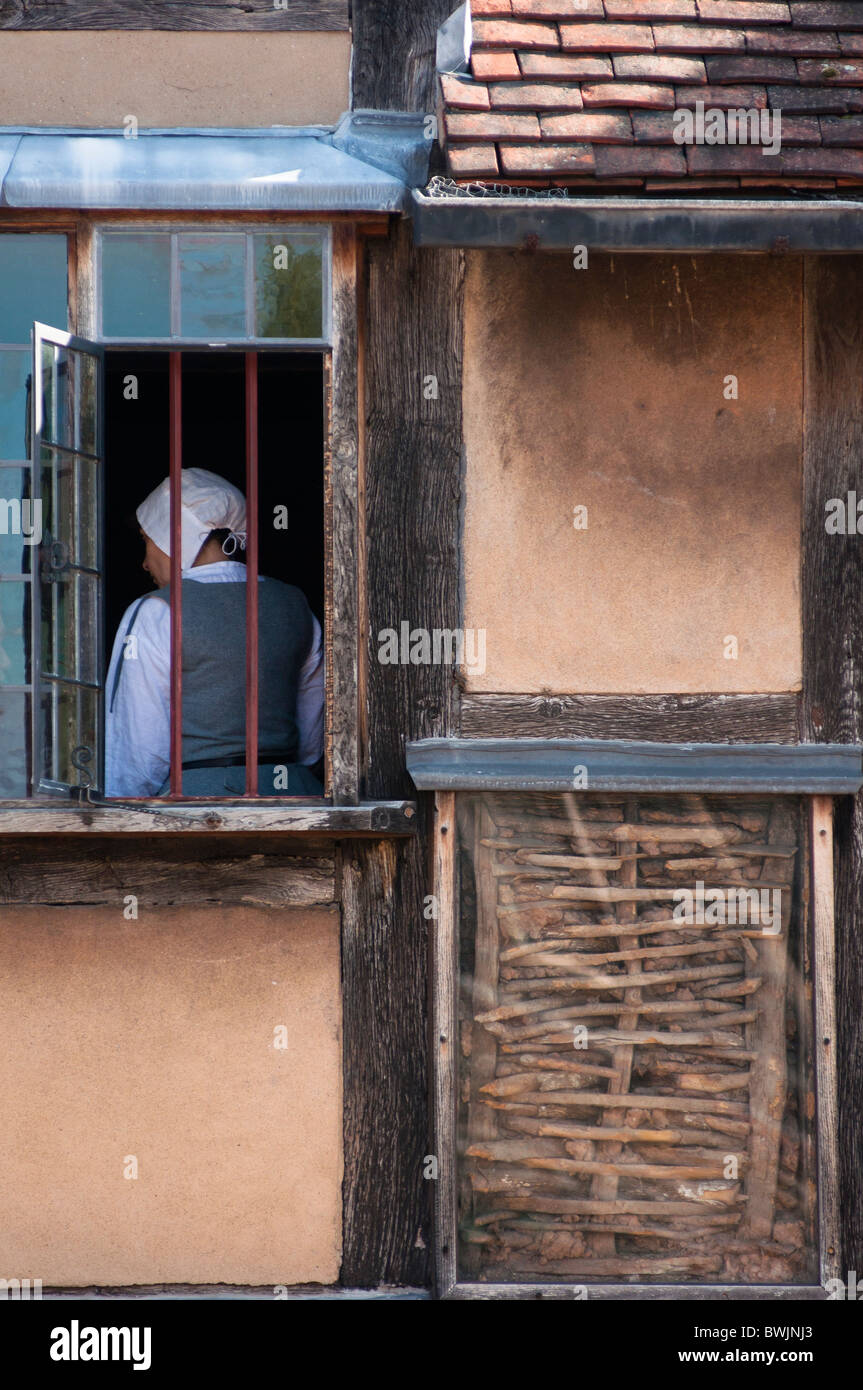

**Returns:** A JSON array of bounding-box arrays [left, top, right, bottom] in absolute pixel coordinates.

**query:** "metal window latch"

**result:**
[[37, 745, 96, 800], [71, 745, 94, 792], [40, 531, 71, 582]]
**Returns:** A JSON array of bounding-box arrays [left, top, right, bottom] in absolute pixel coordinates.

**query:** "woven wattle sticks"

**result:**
[[459, 793, 811, 1284]]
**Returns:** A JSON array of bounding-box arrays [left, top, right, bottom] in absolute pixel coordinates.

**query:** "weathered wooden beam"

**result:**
[[0, 840, 335, 906], [801, 255, 863, 1276], [329, 224, 361, 806], [341, 205, 463, 1283], [461, 694, 800, 744], [811, 796, 840, 1285], [0, 1, 349, 31], [352, 0, 446, 112], [446, 1283, 828, 1301], [0, 801, 416, 835], [341, 0, 464, 1292]]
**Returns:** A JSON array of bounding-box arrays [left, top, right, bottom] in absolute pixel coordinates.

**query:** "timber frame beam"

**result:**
[[461, 694, 801, 746], [801, 255, 863, 1275], [0, 2, 349, 31], [0, 802, 416, 836]]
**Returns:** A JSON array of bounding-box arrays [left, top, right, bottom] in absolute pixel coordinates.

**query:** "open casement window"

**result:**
[[31, 322, 105, 798]]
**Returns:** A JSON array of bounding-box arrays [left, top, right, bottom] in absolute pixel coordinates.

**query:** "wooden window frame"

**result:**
[[93, 225, 333, 348], [430, 791, 840, 1301], [0, 211, 416, 836]]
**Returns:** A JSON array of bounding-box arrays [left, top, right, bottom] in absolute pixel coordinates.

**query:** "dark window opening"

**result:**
[[105, 352, 324, 631], [104, 350, 325, 799]]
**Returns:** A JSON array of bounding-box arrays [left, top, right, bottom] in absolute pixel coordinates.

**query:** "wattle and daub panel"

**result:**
[[456, 792, 816, 1286]]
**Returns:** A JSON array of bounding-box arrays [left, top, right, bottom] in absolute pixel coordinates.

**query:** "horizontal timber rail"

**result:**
[[0, 801, 417, 835], [444, 1283, 830, 1302]]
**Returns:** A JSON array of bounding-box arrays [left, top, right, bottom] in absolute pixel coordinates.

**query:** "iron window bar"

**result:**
[[167, 352, 261, 800], [244, 352, 260, 797], [168, 351, 183, 798]]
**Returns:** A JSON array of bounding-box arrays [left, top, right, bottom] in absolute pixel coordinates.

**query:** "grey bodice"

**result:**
[[154, 576, 314, 766]]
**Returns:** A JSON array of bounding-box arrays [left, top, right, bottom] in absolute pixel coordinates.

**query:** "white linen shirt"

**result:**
[[105, 561, 324, 797]]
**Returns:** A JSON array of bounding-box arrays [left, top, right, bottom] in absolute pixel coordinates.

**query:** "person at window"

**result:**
[[105, 468, 324, 798]]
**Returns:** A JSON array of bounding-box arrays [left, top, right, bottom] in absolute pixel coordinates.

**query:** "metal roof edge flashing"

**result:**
[[0, 121, 415, 213], [330, 110, 432, 188], [405, 738, 863, 795], [0, 125, 334, 138], [411, 188, 863, 253], [436, 3, 471, 76]]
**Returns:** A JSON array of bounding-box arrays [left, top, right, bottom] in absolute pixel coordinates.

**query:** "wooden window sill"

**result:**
[[0, 800, 416, 836]]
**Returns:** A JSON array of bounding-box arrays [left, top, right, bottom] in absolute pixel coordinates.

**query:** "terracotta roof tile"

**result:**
[[519, 51, 614, 76], [705, 54, 798, 80], [632, 110, 680, 140], [581, 80, 676, 106], [444, 111, 542, 139], [560, 23, 655, 50], [820, 112, 863, 143], [797, 56, 863, 82], [490, 80, 585, 108], [440, 74, 492, 110], [789, 4, 863, 30], [770, 113, 823, 140], [511, 0, 603, 13], [612, 52, 708, 80], [674, 83, 768, 106], [596, 142, 687, 173], [540, 110, 635, 139], [607, 1, 696, 17], [436, 1, 863, 191], [448, 143, 502, 177], [499, 141, 596, 172], [651, 24, 746, 51], [472, 18, 560, 47], [687, 142, 863, 173], [744, 28, 838, 54], [471, 51, 522, 79], [697, 1, 790, 21], [767, 83, 863, 110]]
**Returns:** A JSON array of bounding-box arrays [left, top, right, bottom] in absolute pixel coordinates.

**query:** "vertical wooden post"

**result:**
[[801, 256, 863, 1273], [811, 795, 840, 1285], [343, 0, 463, 1287], [431, 791, 458, 1297], [73, 218, 96, 339], [329, 223, 360, 805], [339, 220, 463, 1285]]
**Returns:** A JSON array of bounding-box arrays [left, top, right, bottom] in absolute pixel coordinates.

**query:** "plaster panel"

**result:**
[[462, 251, 803, 694], [0, 905, 341, 1286], [0, 33, 350, 128]]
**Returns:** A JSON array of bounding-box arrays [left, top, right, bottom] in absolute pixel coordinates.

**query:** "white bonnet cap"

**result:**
[[136, 468, 247, 571]]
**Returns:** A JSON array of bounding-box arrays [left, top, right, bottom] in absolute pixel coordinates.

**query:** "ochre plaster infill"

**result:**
[[0, 33, 350, 128], [462, 251, 803, 696], [0, 905, 342, 1286]]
